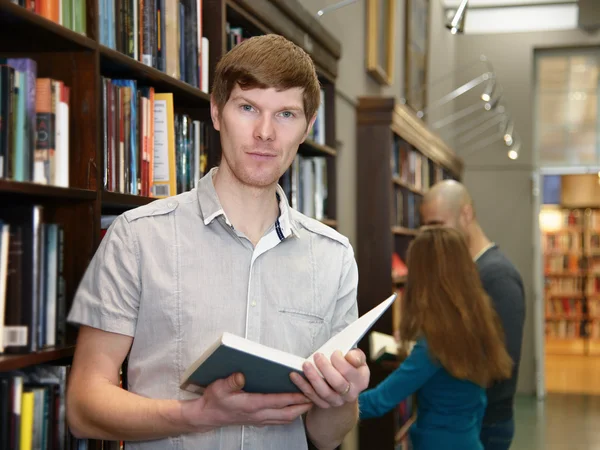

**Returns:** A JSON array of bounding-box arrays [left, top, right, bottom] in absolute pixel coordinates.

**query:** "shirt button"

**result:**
[[251, 301, 257, 307]]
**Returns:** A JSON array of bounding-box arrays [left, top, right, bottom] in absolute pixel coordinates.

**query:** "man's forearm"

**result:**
[[305, 400, 358, 450], [67, 379, 199, 441]]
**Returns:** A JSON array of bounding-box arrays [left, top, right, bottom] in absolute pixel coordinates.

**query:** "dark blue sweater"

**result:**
[[475, 245, 525, 425]]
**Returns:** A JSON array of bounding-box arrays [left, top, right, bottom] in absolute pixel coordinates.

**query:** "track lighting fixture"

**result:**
[[446, 0, 469, 34]]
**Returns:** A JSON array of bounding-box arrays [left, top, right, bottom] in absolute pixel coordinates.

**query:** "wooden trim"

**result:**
[[268, 0, 341, 58], [392, 226, 419, 236], [392, 104, 463, 177], [301, 139, 337, 157], [357, 97, 463, 177], [0, 180, 97, 201], [0, 346, 75, 372], [230, 0, 339, 79], [0, 1, 97, 52], [99, 45, 211, 107]]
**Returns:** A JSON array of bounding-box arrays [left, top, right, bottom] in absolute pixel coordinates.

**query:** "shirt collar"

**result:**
[[197, 167, 300, 239], [474, 242, 496, 262]]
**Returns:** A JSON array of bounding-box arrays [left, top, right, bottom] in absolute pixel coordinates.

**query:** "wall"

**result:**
[[455, 28, 600, 396], [300, 1, 456, 449]]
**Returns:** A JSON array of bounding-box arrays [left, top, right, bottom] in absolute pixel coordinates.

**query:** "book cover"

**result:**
[[180, 293, 397, 394]]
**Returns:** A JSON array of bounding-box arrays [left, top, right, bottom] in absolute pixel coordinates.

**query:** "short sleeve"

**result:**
[[330, 243, 359, 336], [67, 215, 141, 336]]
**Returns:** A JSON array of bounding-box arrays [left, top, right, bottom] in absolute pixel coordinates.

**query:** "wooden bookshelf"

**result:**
[[0, 1, 342, 448], [0, 346, 76, 372], [356, 96, 463, 450]]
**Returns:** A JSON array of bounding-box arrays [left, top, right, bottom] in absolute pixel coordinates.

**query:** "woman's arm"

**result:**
[[358, 340, 439, 419]]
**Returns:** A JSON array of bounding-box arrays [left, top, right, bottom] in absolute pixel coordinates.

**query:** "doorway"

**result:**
[[535, 169, 600, 397]]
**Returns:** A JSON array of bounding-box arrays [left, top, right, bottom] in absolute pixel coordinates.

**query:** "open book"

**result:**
[[180, 293, 397, 394]]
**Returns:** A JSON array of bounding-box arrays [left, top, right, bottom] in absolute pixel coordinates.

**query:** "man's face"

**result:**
[[420, 198, 468, 237], [211, 85, 314, 188]]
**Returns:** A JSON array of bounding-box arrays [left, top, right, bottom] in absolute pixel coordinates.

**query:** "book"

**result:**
[[369, 331, 399, 363], [180, 293, 397, 394]]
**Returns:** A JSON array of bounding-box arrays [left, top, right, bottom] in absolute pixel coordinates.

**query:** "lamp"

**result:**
[[446, 0, 469, 34], [315, 0, 360, 18]]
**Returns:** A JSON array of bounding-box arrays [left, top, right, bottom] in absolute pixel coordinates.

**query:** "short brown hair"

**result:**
[[211, 34, 321, 123], [400, 226, 513, 387]]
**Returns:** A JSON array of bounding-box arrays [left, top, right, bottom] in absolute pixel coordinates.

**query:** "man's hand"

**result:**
[[182, 373, 314, 431], [289, 349, 369, 409]]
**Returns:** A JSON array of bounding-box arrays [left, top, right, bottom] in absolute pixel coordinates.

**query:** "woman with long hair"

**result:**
[[358, 226, 513, 450]]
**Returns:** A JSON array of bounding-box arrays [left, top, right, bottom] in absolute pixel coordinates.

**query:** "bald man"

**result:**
[[421, 180, 525, 450]]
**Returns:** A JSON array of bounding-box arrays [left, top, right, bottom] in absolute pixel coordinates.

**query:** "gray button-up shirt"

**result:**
[[68, 167, 359, 450]]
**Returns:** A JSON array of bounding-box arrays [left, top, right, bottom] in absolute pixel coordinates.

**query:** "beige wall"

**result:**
[[455, 29, 600, 396]]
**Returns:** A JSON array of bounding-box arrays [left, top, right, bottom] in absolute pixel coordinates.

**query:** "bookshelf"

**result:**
[[355, 97, 463, 450], [0, 0, 341, 448], [541, 206, 600, 356]]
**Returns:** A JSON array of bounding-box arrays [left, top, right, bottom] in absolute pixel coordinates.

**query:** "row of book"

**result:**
[[546, 319, 599, 340], [545, 320, 583, 339], [391, 137, 438, 192], [281, 156, 328, 221], [0, 59, 70, 187], [101, 80, 210, 197], [392, 189, 420, 230], [546, 297, 582, 319], [11, 0, 86, 35], [542, 231, 581, 253], [0, 365, 92, 450], [98, 0, 209, 92], [545, 277, 583, 294], [0, 206, 67, 355], [544, 254, 582, 273]]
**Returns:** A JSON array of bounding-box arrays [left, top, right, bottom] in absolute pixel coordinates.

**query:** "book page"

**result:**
[[306, 293, 397, 368]]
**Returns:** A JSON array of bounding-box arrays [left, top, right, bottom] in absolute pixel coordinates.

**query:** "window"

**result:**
[[535, 49, 600, 167]]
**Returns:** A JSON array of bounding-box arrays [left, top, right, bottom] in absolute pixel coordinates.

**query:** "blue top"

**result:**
[[359, 339, 486, 450]]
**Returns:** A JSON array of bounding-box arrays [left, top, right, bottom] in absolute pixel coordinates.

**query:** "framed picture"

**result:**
[[404, 0, 430, 113], [366, 0, 397, 86]]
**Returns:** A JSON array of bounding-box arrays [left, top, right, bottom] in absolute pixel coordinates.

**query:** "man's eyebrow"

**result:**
[[229, 95, 304, 112]]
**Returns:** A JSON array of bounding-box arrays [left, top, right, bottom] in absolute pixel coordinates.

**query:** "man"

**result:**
[[66, 34, 369, 450], [420, 180, 525, 450]]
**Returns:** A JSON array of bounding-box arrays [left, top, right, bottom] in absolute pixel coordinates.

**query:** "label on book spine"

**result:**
[[4, 326, 28, 347]]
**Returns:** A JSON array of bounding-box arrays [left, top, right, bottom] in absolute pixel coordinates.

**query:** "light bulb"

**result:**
[[508, 150, 518, 160]]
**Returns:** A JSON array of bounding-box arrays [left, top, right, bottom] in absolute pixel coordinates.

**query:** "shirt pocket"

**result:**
[[276, 307, 326, 359]]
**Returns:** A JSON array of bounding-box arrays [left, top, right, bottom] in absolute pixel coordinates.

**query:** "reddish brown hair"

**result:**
[[211, 34, 321, 123], [400, 226, 513, 387]]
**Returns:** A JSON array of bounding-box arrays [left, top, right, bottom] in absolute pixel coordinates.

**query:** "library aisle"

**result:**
[[512, 394, 600, 450]]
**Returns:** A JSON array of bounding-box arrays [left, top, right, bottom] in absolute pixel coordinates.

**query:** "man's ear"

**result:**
[[301, 113, 318, 143], [462, 203, 474, 224], [210, 97, 221, 131]]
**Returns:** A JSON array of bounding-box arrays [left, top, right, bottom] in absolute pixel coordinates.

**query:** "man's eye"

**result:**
[[241, 105, 254, 112], [280, 111, 294, 118]]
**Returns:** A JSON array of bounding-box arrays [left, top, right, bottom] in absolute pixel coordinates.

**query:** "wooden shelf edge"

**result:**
[[393, 176, 425, 196], [0, 180, 97, 200], [301, 139, 337, 157], [99, 45, 211, 104], [0, 345, 75, 372], [392, 226, 419, 236], [101, 191, 158, 209], [0, 2, 97, 50]]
